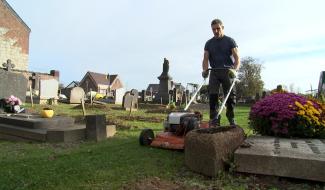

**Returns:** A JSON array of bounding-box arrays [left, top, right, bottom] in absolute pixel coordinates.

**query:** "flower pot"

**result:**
[[40, 109, 54, 118]]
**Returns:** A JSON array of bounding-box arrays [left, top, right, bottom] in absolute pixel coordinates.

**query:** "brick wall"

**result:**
[[0, 0, 30, 71]]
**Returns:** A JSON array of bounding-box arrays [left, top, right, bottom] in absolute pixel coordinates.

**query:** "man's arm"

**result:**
[[231, 47, 240, 70], [202, 50, 209, 71]]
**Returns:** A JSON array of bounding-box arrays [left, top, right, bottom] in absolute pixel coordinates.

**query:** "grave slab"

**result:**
[[47, 125, 85, 142], [234, 136, 325, 182], [0, 123, 47, 141], [0, 114, 75, 129], [0, 114, 85, 142]]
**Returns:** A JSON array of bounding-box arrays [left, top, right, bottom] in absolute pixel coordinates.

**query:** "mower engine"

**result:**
[[164, 111, 202, 136]]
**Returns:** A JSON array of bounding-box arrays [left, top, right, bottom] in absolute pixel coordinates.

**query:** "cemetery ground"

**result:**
[[0, 103, 324, 190]]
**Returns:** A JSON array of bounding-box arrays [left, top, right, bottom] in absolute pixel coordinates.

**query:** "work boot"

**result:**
[[209, 116, 221, 127], [228, 118, 236, 126]]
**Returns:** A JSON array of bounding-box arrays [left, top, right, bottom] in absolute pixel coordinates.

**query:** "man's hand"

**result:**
[[202, 70, 209, 78], [228, 69, 237, 78]]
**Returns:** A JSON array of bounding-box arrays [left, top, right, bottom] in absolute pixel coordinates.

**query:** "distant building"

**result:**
[[65, 81, 79, 89], [0, 0, 31, 70], [79, 71, 123, 95], [146, 84, 159, 96], [60, 81, 79, 98]]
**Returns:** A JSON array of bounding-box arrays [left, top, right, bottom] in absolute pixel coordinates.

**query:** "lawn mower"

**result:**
[[139, 68, 239, 150]]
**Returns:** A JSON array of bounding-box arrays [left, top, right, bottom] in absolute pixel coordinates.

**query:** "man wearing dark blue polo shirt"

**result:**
[[202, 18, 240, 126]]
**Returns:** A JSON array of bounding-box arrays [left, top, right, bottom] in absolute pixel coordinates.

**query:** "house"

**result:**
[[79, 71, 123, 96], [0, 0, 31, 71], [65, 81, 79, 89], [60, 81, 79, 99]]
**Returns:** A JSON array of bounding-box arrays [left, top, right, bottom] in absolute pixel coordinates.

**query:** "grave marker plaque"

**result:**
[[234, 136, 325, 182]]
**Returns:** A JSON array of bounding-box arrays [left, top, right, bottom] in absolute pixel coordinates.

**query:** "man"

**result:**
[[202, 18, 240, 126]]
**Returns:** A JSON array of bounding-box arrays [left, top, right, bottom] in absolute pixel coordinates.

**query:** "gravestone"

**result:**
[[2, 59, 15, 71], [122, 92, 135, 111], [29, 73, 40, 93], [0, 60, 28, 102], [181, 91, 186, 105], [140, 90, 146, 102], [69, 87, 85, 104], [168, 90, 173, 103], [114, 88, 125, 104], [234, 136, 325, 182], [185, 126, 245, 177], [39, 79, 59, 104], [85, 115, 107, 141], [130, 89, 139, 109], [155, 58, 172, 104]]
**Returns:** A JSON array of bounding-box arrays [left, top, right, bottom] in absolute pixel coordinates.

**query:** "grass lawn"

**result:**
[[0, 103, 323, 190]]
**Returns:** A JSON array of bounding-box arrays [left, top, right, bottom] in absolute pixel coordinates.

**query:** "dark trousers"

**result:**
[[208, 70, 236, 121]]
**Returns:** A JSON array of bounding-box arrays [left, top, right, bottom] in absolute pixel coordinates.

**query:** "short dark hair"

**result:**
[[211, 19, 223, 26]]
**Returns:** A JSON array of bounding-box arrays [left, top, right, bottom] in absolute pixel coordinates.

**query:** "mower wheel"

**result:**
[[139, 128, 154, 146]]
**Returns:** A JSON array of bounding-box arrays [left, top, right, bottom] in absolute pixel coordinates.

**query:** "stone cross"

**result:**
[[2, 59, 15, 71], [29, 73, 39, 89]]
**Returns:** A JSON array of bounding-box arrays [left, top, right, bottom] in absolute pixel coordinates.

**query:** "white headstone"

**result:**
[[70, 87, 85, 104], [39, 79, 59, 99], [115, 88, 125, 104]]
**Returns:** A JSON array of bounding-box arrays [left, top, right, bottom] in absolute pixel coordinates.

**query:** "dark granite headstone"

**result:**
[[29, 73, 40, 90], [130, 89, 139, 108], [0, 66, 28, 103], [173, 88, 178, 103], [85, 115, 107, 141], [140, 90, 146, 102]]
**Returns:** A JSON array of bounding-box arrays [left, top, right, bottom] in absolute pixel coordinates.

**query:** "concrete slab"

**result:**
[[0, 123, 47, 141], [0, 114, 75, 129], [0, 114, 86, 142], [47, 125, 85, 142], [234, 136, 325, 182]]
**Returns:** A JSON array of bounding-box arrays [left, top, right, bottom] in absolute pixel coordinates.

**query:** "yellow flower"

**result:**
[[297, 110, 305, 115], [295, 101, 305, 110], [310, 107, 320, 115], [306, 101, 313, 106]]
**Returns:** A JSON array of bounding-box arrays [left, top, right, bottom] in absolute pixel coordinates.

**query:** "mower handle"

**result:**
[[207, 67, 234, 71]]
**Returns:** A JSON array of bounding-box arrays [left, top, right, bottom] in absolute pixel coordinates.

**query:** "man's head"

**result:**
[[211, 19, 224, 38]]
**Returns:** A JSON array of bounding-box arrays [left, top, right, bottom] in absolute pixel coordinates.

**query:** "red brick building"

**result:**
[[79, 71, 124, 96], [0, 0, 31, 70]]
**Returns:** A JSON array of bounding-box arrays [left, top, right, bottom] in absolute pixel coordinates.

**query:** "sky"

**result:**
[[6, 0, 325, 93]]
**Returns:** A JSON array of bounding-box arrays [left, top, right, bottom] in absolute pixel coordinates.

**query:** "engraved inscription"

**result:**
[[291, 142, 298, 148], [273, 138, 280, 155]]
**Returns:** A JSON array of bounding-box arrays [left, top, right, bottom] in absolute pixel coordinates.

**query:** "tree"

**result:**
[[236, 57, 264, 100]]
